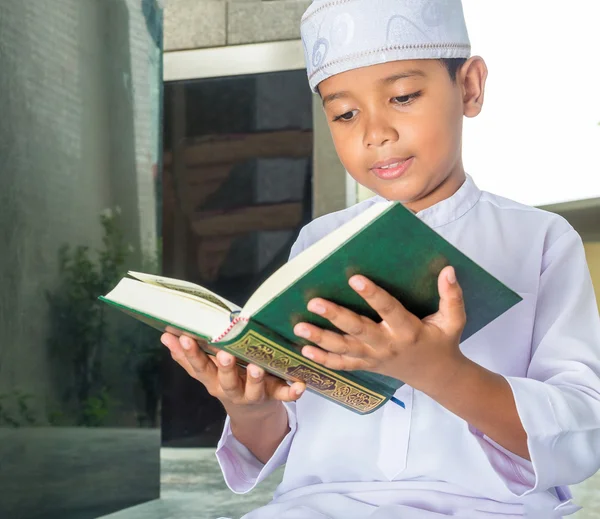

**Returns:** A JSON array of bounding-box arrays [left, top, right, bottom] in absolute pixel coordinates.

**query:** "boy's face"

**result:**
[[319, 58, 486, 211]]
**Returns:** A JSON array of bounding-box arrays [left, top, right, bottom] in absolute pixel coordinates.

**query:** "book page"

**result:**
[[103, 278, 232, 340], [127, 271, 242, 314], [241, 200, 394, 317]]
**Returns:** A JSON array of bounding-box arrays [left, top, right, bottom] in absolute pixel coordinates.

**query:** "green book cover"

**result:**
[[254, 202, 521, 348]]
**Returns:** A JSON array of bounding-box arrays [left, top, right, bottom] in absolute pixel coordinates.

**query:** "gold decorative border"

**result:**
[[227, 329, 385, 413]]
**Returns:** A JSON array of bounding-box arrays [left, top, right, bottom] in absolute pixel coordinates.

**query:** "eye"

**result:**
[[333, 110, 358, 122], [392, 91, 422, 106]]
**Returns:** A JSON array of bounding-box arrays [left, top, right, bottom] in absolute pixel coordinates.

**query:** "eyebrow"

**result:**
[[322, 70, 427, 107], [322, 91, 350, 107], [380, 69, 427, 84]]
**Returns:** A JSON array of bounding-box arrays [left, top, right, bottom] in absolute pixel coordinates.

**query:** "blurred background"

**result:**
[[0, 1, 598, 518]]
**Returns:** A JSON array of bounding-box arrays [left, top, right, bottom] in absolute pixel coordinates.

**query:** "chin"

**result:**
[[374, 167, 454, 201], [367, 177, 420, 203], [365, 186, 408, 203]]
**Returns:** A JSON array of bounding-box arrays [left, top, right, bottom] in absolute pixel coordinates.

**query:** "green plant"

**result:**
[[46, 208, 129, 425], [46, 207, 163, 427], [0, 390, 37, 427], [82, 387, 115, 427], [47, 409, 67, 426]]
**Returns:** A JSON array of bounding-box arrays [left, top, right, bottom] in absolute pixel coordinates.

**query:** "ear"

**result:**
[[460, 56, 488, 118]]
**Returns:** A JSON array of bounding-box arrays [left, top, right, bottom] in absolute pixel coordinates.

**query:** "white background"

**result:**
[[461, 0, 600, 206]]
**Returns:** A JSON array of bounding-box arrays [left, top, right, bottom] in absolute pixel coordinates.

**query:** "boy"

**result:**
[[161, 0, 600, 517]]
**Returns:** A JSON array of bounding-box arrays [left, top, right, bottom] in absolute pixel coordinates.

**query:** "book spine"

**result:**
[[213, 316, 250, 343]]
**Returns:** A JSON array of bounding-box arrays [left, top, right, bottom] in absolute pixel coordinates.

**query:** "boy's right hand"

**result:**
[[160, 332, 306, 417]]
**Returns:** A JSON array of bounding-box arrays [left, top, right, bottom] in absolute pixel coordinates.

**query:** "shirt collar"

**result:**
[[373, 174, 482, 228]]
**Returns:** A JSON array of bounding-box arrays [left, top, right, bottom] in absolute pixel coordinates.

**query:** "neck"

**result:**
[[403, 163, 466, 213]]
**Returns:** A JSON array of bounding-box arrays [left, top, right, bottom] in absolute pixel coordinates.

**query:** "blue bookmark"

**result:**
[[390, 396, 406, 409]]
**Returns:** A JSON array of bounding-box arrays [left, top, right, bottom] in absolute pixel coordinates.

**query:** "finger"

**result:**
[[349, 275, 416, 331], [299, 343, 368, 371], [197, 343, 221, 366], [294, 322, 367, 357], [216, 350, 245, 398], [161, 332, 181, 350], [306, 298, 382, 347], [436, 266, 467, 335], [161, 333, 207, 380], [244, 364, 266, 403], [179, 335, 218, 380], [265, 377, 307, 402]]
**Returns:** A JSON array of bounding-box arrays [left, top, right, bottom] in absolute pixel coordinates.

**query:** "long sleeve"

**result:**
[[215, 402, 298, 494], [473, 229, 600, 496]]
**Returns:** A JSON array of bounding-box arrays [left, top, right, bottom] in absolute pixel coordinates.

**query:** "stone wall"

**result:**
[[0, 0, 160, 424], [0, 0, 112, 415], [164, 0, 311, 51]]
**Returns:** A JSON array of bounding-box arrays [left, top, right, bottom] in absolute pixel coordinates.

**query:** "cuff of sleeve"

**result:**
[[474, 424, 581, 516], [469, 376, 564, 497], [215, 402, 297, 494], [469, 423, 537, 496]]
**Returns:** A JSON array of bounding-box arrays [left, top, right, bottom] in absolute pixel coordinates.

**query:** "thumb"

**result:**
[[436, 266, 467, 335]]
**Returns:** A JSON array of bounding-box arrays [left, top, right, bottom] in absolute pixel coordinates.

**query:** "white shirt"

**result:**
[[215, 175, 600, 518]]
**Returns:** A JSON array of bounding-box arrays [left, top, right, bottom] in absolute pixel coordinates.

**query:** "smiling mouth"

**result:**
[[370, 157, 414, 180], [378, 162, 403, 170]]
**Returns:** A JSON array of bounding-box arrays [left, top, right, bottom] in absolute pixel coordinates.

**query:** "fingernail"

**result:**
[[303, 349, 315, 360], [295, 325, 311, 339], [181, 337, 191, 350], [220, 355, 232, 366], [447, 268, 457, 284], [309, 301, 326, 315], [295, 386, 305, 396], [350, 276, 366, 291], [249, 366, 261, 378]]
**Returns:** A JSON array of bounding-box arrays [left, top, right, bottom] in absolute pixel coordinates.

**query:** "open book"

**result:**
[[100, 200, 522, 414]]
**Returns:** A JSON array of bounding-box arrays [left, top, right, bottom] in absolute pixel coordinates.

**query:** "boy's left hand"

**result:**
[[293, 266, 468, 393]]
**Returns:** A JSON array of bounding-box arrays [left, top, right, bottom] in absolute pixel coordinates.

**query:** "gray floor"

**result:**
[[100, 448, 282, 519], [0, 428, 160, 519], [101, 448, 600, 519]]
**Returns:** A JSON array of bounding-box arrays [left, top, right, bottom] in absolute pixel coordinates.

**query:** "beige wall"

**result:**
[[584, 242, 600, 311]]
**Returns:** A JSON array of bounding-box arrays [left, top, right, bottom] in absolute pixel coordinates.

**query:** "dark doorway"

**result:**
[[161, 69, 313, 447]]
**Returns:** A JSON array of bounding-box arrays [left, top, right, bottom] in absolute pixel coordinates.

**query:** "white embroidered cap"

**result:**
[[300, 0, 471, 92]]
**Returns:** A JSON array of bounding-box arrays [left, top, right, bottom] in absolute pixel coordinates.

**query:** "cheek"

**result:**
[[416, 105, 462, 167], [330, 127, 363, 170]]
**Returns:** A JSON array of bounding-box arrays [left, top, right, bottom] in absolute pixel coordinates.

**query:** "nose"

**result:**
[[363, 112, 399, 148]]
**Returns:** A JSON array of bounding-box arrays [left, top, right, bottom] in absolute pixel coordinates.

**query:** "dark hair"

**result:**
[[440, 58, 468, 82]]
